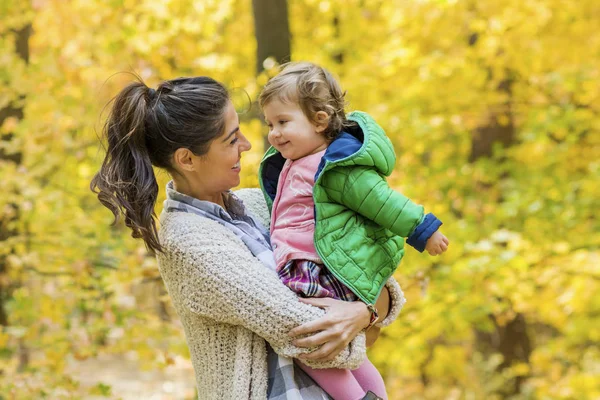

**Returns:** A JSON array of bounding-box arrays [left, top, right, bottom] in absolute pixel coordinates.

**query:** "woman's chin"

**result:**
[[230, 174, 241, 188]]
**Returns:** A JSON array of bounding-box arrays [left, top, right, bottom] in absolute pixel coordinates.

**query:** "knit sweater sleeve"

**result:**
[[159, 213, 366, 370]]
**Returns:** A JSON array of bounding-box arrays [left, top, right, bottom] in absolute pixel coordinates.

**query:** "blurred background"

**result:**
[[0, 0, 599, 398]]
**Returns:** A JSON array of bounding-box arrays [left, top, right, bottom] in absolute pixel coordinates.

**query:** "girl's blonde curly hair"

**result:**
[[258, 62, 354, 141]]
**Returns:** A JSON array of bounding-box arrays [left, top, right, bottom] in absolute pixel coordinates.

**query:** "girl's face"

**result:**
[[193, 101, 251, 193], [263, 99, 329, 161]]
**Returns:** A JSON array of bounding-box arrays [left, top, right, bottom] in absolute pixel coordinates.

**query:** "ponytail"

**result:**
[[91, 81, 162, 253], [92, 76, 230, 254]]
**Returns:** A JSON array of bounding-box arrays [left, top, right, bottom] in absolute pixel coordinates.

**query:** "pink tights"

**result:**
[[296, 358, 388, 400]]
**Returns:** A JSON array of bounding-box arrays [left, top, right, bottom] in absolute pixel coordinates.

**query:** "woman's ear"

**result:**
[[172, 148, 196, 172], [314, 111, 330, 133]]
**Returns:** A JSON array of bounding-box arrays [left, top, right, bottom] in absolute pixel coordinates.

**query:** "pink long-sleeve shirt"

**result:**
[[270, 150, 326, 269]]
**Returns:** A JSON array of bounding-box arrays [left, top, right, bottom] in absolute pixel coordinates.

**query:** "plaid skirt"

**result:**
[[278, 259, 357, 302]]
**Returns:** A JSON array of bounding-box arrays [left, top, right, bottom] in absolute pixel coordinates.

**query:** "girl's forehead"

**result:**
[[265, 98, 300, 113]]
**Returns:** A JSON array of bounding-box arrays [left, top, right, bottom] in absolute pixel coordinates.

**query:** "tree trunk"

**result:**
[[251, 0, 291, 151], [251, 0, 291, 75], [0, 24, 31, 327], [467, 41, 531, 392], [475, 314, 532, 395], [332, 14, 344, 64], [469, 78, 516, 162], [471, 90, 531, 393]]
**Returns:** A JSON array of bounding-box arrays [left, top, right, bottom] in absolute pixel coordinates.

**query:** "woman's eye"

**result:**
[[230, 138, 239, 145], [279, 120, 287, 125]]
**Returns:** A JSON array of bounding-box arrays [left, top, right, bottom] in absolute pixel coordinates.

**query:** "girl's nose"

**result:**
[[270, 127, 281, 137]]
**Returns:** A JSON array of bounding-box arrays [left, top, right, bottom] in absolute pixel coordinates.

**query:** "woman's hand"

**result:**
[[288, 297, 370, 362]]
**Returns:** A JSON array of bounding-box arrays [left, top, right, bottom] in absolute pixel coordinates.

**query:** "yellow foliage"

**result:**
[[0, 0, 598, 398]]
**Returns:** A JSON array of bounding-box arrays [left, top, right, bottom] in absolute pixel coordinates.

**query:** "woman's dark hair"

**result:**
[[91, 76, 230, 254]]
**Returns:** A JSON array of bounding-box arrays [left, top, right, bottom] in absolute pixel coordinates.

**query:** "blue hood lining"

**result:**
[[261, 123, 365, 200], [261, 152, 286, 201], [315, 124, 364, 179]]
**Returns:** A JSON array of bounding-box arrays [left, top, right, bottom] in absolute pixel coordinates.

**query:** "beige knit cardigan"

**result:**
[[156, 188, 405, 399]]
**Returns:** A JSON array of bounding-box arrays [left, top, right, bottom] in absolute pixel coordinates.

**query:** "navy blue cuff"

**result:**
[[406, 213, 443, 252]]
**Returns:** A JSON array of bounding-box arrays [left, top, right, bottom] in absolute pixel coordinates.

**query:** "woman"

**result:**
[[91, 76, 405, 399]]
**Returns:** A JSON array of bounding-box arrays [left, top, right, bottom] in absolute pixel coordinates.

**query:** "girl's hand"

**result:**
[[425, 231, 449, 256], [288, 297, 370, 362]]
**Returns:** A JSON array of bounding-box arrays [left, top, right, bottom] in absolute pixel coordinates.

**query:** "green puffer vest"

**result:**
[[259, 111, 425, 304]]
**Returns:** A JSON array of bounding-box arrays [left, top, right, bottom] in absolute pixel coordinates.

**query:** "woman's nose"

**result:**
[[239, 133, 251, 151]]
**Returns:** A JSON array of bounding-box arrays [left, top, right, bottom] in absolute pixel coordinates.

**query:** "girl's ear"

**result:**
[[314, 111, 330, 133]]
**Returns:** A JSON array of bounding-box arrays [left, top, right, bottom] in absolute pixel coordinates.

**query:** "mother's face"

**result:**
[[183, 101, 252, 195]]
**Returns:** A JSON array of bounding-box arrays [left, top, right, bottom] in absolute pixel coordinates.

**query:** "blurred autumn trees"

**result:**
[[1, 0, 598, 398]]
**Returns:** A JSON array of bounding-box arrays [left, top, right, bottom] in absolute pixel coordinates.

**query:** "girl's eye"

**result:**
[[230, 138, 239, 145], [279, 120, 287, 125]]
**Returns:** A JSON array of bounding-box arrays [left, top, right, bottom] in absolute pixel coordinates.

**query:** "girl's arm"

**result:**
[[159, 214, 367, 369], [321, 167, 442, 252]]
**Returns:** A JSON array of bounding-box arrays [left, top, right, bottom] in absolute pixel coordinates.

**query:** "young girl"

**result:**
[[258, 62, 449, 400]]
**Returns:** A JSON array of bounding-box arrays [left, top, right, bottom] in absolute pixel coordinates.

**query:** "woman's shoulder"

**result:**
[[234, 188, 270, 228], [159, 209, 213, 231], [158, 211, 242, 251]]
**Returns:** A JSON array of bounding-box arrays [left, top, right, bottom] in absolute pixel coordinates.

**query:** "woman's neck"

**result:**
[[172, 175, 226, 209]]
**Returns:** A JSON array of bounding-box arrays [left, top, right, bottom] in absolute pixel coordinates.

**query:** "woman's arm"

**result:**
[[159, 214, 367, 369], [294, 277, 406, 352]]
